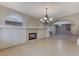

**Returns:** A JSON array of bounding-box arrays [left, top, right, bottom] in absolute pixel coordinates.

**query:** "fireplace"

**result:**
[[29, 33, 37, 40]]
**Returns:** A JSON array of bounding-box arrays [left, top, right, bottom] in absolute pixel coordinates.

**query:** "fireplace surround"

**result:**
[[29, 33, 37, 40]]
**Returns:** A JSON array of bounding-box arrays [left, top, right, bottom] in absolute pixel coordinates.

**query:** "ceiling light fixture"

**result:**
[[40, 8, 58, 25]]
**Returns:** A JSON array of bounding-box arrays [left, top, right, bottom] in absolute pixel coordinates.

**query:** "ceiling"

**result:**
[[0, 2, 79, 18]]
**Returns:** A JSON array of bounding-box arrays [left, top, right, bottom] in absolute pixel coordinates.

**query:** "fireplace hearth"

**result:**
[[29, 33, 37, 40]]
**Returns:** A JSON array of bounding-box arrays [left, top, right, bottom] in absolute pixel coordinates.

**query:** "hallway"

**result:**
[[0, 34, 78, 56]]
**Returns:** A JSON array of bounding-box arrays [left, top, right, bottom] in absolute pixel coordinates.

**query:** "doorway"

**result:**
[[55, 24, 71, 34]]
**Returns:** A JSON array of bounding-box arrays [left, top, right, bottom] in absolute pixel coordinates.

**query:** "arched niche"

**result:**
[[4, 15, 23, 26]]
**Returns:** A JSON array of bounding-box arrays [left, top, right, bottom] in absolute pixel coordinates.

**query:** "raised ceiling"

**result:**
[[0, 2, 79, 18]]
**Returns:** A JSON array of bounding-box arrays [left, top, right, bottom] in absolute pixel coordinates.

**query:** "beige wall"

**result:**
[[26, 17, 41, 28]]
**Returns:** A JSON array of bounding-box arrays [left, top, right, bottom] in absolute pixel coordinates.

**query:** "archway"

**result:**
[[53, 20, 73, 35]]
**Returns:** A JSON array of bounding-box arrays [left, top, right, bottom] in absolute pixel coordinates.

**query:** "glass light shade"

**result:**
[[40, 19, 43, 21], [44, 17, 47, 20], [49, 18, 53, 21]]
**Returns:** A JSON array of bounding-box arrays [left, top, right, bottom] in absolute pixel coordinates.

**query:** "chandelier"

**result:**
[[40, 8, 57, 25]]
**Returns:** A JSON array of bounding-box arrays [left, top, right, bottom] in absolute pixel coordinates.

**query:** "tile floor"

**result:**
[[0, 34, 79, 56]]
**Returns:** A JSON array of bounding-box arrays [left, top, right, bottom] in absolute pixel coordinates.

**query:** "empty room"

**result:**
[[0, 2, 79, 56]]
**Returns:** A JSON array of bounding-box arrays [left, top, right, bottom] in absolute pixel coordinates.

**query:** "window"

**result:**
[[5, 15, 23, 26]]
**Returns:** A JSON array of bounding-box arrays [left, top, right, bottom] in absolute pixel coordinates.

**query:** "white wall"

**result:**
[[0, 27, 26, 49], [46, 25, 56, 37], [51, 25, 56, 34]]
